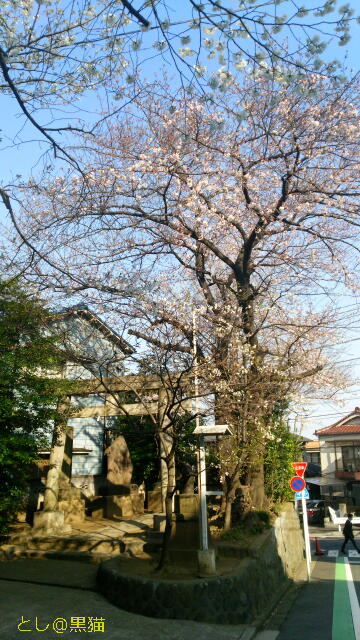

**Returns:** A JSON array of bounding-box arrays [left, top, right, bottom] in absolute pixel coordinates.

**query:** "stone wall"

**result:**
[[272, 502, 305, 579], [97, 503, 305, 624]]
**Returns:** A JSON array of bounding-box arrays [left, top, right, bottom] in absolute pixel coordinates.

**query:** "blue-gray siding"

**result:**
[[68, 416, 105, 476]]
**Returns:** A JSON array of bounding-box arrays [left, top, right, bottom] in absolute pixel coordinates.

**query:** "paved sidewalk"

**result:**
[[0, 558, 258, 640], [0, 517, 293, 638]]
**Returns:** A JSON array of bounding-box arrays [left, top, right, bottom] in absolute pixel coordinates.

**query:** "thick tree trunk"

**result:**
[[247, 456, 266, 511], [156, 388, 176, 570], [156, 450, 176, 570], [42, 396, 70, 513], [43, 424, 66, 512], [223, 499, 233, 532]]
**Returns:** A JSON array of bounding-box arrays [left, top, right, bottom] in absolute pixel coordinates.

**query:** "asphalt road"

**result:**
[[267, 535, 360, 640]]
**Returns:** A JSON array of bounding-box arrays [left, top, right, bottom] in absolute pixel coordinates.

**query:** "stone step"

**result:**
[[8, 539, 159, 561], [17, 549, 118, 563], [25, 536, 125, 555], [4, 530, 161, 549], [0, 544, 26, 560], [0, 543, 122, 563], [1, 522, 163, 563], [3, 534, 29, 545]]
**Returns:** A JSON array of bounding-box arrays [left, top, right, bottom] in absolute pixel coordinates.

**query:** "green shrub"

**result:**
[[0, 279, 68, 533]]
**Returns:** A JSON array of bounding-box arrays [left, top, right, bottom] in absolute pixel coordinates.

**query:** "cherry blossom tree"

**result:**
[[0, 0, 357, 166], [6, 68, 360, 526]]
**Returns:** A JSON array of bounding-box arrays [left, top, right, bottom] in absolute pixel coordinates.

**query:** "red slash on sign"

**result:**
[[289, 476, 306, 492], [292, 462, 307, 478]]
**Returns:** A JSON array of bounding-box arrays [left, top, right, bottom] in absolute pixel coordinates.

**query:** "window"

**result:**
[[342, 445, 360, 472], [306, 452, 320, 465]]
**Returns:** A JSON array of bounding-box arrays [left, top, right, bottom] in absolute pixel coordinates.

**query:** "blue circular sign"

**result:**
[[290, 476, 306, 492]]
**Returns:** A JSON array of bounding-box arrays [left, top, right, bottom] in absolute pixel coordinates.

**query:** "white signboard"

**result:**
[[295, 489, 309, 500]]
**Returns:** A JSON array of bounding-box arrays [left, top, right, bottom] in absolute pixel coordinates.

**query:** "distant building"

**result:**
[[303, 440, 321, 467], [300, 439, 321, 498], [314, 407, 360, 505]]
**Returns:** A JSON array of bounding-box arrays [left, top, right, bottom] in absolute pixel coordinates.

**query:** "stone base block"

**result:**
[[58, 499, 85, 525], [86, 496, 106, 519], [32, 511, 70, 535], [90, 509, 104, 520], [106, 495, 133, 519], [169, 518, 199, 549], [58, 487, 82, 500], [16, 511, 27, 523], [197, 548, 216, 576], [130, 494, 144, 515], [147, 490, 162, 512], [174, 494, 199, 520], [153, 515, 166, 532]]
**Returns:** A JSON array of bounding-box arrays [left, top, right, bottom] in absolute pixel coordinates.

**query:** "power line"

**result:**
[[332, 357, 360, 364]]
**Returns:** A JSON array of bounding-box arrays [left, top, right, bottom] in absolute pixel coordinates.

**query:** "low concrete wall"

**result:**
[[97, 503, 305, 624]]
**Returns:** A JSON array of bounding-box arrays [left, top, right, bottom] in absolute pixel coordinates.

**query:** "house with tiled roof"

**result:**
[[303, 440, 321, 467], [314, 408, 360, 505]]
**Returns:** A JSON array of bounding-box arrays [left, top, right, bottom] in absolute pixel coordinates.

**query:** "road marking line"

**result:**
[[332, 558, 355, 640], [328, 550, 360, 558], [344, 558, 360, 640]]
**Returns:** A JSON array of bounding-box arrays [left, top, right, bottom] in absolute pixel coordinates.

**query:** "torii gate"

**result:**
[[34, 373, 189, 533]]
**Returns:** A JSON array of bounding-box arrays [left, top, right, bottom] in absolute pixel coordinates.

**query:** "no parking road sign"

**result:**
[[289, 476, 306, 492]]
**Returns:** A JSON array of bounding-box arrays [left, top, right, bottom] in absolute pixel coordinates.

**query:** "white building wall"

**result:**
[[319, 433, 360, 476], [319, 439, 336, 475]]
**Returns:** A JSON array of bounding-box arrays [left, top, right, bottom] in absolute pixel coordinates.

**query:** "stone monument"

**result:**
[[105, 434, 133, 490], [104, 435, 143, 518], [167, 494, 200, 564]]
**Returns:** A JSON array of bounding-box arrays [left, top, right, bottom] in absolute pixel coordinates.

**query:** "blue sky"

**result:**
[[287, 4, 360, 437], [1, 1, 360, 438]]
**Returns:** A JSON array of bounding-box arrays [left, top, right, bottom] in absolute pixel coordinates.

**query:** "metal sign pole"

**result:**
[[199, 434, 208, 551], [194, 424, 232, 574], [291, 464, 311, 582], [302, 492, 311, 582], [192, 310, 208, 550]]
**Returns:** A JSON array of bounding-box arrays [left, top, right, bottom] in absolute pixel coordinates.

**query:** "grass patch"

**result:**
[[219, 510, 272, 543], [219, 527, 252, 544]]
